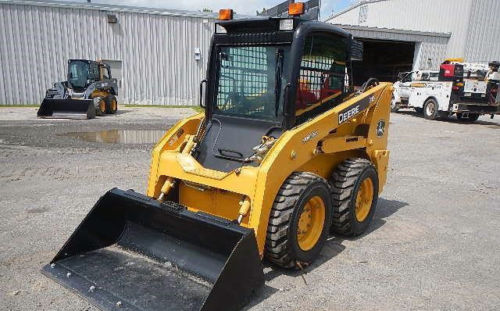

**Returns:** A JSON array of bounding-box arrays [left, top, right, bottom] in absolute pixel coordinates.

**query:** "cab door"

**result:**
[[398, 72, 414, 100], [294, 32, 348, 125]]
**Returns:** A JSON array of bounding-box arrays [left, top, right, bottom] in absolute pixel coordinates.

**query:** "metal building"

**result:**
[[0, 0, 217, 106], [326, 0, 500, 83]]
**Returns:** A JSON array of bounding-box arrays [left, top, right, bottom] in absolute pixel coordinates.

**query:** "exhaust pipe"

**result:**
[[42, 188, 264, 311]]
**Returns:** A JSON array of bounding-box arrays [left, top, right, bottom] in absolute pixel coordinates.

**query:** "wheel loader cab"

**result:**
[[67, 60, 111, 91], [67, 59, 97, 91], [196, 18, 356, 172]]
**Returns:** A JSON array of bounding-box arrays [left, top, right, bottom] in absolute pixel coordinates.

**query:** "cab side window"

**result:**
[[402, 73, 412, 83], [296, 33, 347, 123], [89, 63, 99, 81], [100, 66, 110, 80]]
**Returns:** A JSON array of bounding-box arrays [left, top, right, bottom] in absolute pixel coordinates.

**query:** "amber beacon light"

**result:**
[[288, 2, 305, 16], [218, 9, 233, 20]]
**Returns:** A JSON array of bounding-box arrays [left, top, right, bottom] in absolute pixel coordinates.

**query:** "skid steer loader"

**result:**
[[42, 5, 392, 311], [37, 59, 118, 119]]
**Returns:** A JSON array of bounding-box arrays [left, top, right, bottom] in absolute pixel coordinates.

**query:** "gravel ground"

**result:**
[[1, 107, 499, 311]]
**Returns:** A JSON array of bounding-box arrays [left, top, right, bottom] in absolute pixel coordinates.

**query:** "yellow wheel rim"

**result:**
[[99, 100, 106, 113], [297, 196, 325, 251], [111, 99, 117, 111], [355, 178, 374, 222]]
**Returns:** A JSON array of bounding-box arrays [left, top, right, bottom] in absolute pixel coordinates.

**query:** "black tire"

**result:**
[[330, 158, 379, 237], [96, 98, 106, 116], [265, 172, 333, 268], [423, 98, 439, 120], [105, 95, 118, 114], [457, 112, 479, 122]]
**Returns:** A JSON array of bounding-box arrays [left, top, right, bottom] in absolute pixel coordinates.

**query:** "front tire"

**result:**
[[423, 98, 439, 120], [330, 158, 379, 237], [265, 172, 332, 268]]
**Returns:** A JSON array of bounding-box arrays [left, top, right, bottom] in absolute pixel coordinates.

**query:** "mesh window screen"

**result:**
[[216, 46, 280, 120], [296, 34, 347, 115]]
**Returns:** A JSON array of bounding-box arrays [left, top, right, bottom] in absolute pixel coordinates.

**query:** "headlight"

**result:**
[[279, 19, 294, 31], [215, 24, 227, 34]]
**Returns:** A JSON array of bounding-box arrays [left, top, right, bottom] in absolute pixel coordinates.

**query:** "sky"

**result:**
[[85, 0, 358, 20]]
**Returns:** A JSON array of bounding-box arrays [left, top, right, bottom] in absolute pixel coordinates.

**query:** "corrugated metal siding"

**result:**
[[327, 0, 497, 62], [0, 2, 214, 105], [329, 0, 472, 33], [415, 40, 448, 70], [464, 0, 500, 63]]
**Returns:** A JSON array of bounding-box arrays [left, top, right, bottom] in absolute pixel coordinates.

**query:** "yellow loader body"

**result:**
[[147, 83, 392, 255]]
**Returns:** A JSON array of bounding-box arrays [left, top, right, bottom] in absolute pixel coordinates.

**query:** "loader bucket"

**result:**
[[37, 98, 96, 119], [42, 188, 264, 311]]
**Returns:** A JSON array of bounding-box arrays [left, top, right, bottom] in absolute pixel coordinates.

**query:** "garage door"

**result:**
[[352, 39, 415, 85]]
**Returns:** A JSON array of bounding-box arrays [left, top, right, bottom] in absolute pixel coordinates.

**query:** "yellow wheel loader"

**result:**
[[43, 6, 392, 311], [38, 59, 118, 119]]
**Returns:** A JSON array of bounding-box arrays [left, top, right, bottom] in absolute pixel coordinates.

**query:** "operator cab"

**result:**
[[66, 59, 111, 92], [195, 6, 363, 172]]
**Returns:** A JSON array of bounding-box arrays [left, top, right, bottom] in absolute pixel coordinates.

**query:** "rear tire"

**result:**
[[457, 113, 479, 122], [96, 98, 106, 116], [265, 172, 332, 268], [330, 158, 379, 237], [105, 95, 118, 114], [423, 98, 439, 120]]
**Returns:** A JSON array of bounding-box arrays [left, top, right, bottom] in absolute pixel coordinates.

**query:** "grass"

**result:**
[[124, 104, 202, 112], [124, 104, 198, 109], [0, 104, 39, 107], [0, 104, 202, 112]]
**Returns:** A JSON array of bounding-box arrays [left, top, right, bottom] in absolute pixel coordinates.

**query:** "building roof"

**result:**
[[325, 0, 388, 21], [336, 24, 451, 38], [0, 0, 225, 19]]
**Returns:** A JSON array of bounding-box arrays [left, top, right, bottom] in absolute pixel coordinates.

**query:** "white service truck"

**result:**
[[393, 61, 500, 122], [391, 70, 438, 112]]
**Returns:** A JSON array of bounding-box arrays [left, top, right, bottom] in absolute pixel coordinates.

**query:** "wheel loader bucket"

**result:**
[[37, 98, 96, 119], [42, 188, 264, 311]]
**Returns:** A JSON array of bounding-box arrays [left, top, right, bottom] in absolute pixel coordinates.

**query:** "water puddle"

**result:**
[[63, 129, 166, 144]]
